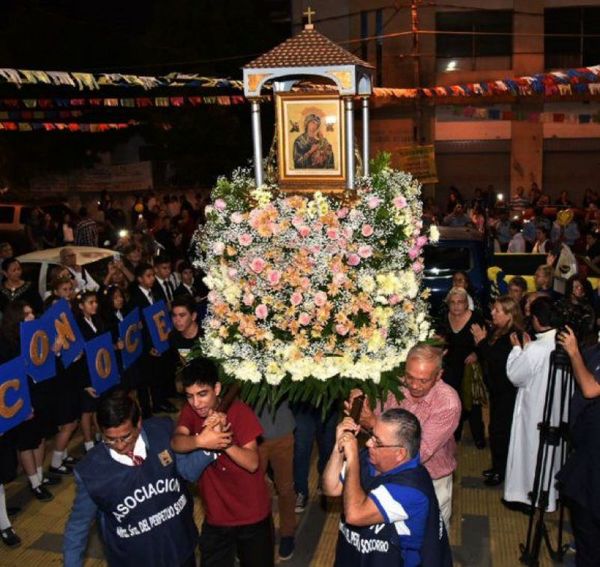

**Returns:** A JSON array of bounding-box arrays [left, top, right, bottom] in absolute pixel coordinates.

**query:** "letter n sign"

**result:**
[[84, 332, 120, 395]]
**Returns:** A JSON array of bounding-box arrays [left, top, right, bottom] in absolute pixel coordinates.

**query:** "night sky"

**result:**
[[0, 1, 292, 191]]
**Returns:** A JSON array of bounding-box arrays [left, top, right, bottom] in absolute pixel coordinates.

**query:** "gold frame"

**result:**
[[276, 93, 346, 191]]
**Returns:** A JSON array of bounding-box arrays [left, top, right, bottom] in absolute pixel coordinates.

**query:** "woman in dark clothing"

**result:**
[[0, 258, 43, 314], [0, 301, 56, 503], [100, 286, 134, 392], [471, 295, 524, 486], [439, 286, 486, 447], [43, 279, 82, 475], [73, 290, 106, 452]]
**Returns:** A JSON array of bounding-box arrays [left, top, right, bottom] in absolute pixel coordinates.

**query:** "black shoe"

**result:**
[[484, 473, 504, 487], [0, 527, 21, 547], [6, 507, 20, 518], [49, 465, 72, 476], [62, 455, 80, 467], [31, 485, 53, 502], [42, 475, 62, 486], [482, 468, 496, 479], [501, 498, 532, 515]]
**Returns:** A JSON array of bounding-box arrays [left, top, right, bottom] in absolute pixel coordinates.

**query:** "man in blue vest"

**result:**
[[323, 409, 452, 567], [63, 389, 198, 567]]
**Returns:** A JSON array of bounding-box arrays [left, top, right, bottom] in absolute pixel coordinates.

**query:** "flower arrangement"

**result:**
[[191, 154, 437, 410]]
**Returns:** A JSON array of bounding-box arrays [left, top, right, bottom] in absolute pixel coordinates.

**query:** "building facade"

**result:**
[[291, 0, 600, 204]]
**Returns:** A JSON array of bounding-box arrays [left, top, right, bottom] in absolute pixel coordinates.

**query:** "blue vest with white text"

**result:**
[[76, 418, 197, 567], [334, 450, 452, 567]]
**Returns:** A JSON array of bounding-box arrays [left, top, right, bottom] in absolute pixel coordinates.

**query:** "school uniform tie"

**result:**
[[126, 451, 145, 466]]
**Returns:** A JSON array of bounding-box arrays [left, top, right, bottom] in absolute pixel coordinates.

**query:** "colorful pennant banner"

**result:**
[[0, 68, 243, 92], [0, 95, 248, 110], [0, 120, 146, 132]]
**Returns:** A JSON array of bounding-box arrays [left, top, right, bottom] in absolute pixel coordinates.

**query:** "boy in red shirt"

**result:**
[[172, 358, 273, 567]]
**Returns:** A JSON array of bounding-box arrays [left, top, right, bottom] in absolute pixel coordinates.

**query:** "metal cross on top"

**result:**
[[303, 6, 315, 26]]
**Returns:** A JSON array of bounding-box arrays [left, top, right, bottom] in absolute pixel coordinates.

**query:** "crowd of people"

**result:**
[[1, 184, 600, 566], [425, 183, 600, 272]]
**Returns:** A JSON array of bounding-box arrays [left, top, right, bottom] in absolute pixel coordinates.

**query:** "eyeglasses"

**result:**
[[368, 434, 404, 449], [102, 430, 136, 447], [404, 373, 436, 387]]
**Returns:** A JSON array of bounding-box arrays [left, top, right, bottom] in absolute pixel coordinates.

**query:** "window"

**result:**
[[0, 206, 15, 224], [545, 7, 600, 69], [436, 10, 513, 59], [423, 245, 471, 276]]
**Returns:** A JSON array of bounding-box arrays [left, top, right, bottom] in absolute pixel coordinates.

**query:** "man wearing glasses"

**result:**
[[63, 390, 198, 567], [347, 344, 461, 530], [323, 409, 452, 567]]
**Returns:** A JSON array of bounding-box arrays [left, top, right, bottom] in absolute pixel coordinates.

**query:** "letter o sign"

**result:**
[[95, 348, 112, 379], [30, 330, 49, 366]]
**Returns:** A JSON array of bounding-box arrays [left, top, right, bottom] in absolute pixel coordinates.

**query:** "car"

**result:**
[[0, 202, 73, 253], [17, 246, 118, 298], [423, 226, 491, 320]]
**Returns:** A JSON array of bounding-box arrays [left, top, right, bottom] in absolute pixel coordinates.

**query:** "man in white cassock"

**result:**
[[504, 296, 565, 512]]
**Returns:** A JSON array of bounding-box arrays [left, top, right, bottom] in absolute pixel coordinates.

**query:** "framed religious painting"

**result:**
[[276, 93, 346, 191]]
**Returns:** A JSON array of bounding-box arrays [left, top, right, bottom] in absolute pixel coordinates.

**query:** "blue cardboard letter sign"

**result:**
[[21, 317, 56, 382], [119, 308, 143, 370], [0, 358, 31, 434], [84, 333, 120, 395], [143, 300, 172, 355], [46, 299, 85, 368]]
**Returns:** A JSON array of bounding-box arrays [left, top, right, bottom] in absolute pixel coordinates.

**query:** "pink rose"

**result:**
[[228, 268, 238, 279], [298, 226, 311, 238], [408, 246, 420, 260], [255, 304, 269, 319], [393, 196, 407, 209], [389, 294, 400, 305], [416, 235, 428, 247], [213, 242, 225, 255], [309, 245, 321, 255], [412, 261, 424, 273], [314, 291, 328, 307], [298, 313, 311, 326], [347, 253, 361, 266], [249, 257, 267, 274], [238, 233, 253, 247], [207, 291, 219, 303], [243, 293, 255, 306], [333, 272, 346, 285], [214, 198, 227, 212], [292, 216, 304, 228], [300, 277, 311, 290], [290, 292, 303, 306], [267, 270, 282, 286], [361, 224, 374, 237], [335, 324, 349, 336], [367, 196, 382, 209], [358, 245, 372, 258], [230, 212, 244, 224], [326, 228, 339, 240], [337, 207, 349, 219], [343, 227, 354, 240]]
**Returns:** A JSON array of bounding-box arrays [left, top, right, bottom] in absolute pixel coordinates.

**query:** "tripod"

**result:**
[[520, 348, 575, 566]]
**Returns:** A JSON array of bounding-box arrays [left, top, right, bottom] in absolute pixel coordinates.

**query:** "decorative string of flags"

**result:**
[[448, 106, 600, 123], [0, 299, 172, 434], [375, 65, 600, 100], [0, 95, 247, 110], [0, 68, 243, 91], [0, 120, 148, 132]]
